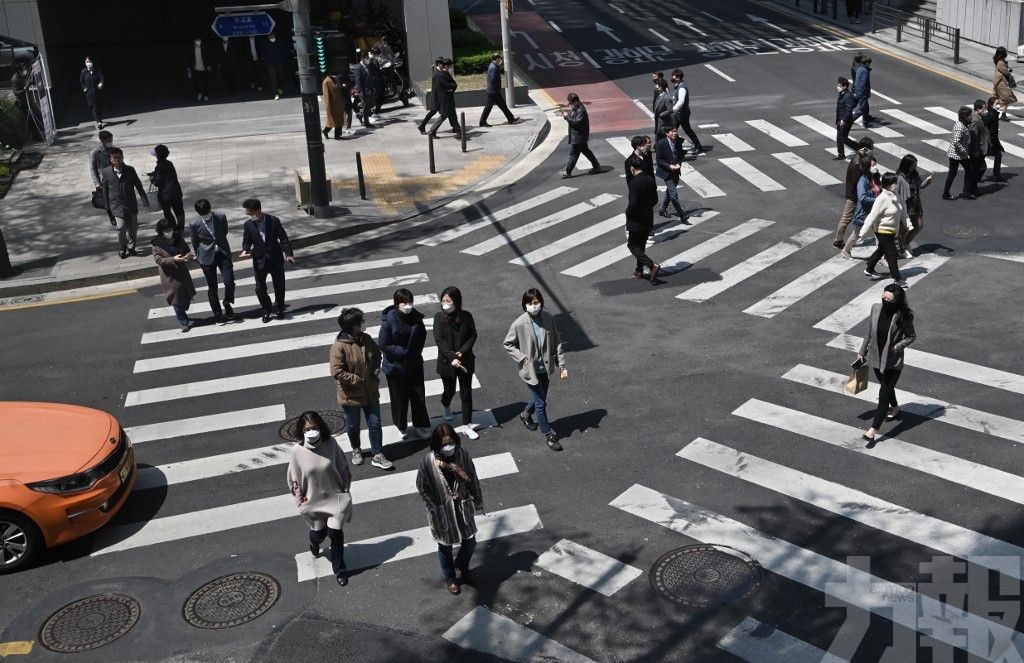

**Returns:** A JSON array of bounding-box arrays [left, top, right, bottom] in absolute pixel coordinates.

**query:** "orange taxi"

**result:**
[[0, 402, 135, 573]]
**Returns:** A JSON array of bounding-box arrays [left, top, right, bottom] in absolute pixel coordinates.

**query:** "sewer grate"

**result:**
[[278, 411, 347, 441], [649, 544, 762, 608], [182, 572, 280, 629], [39, 594, 141, 653], [942, 224, 991, 239]]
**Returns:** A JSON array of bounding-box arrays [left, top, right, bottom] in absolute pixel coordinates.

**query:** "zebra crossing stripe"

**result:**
[[443, 606, 596, 663], [733, 399, 1024, 505], [718, 157, 785, 191], [865, 124, 904, 138], [461, 194, 620, 256], [996, 137, 1024, 159], [745, 119, 808, 147], [871, 142, 947, 172], [610, 483, 1024, 662], [560, 211, 721, 278], [713, 133, 755, 152], [813, 253, 948, 333], [679, 162, 727, 198], [718, 617, 849, 663], [677, 228, 829, 303], [418, 187, 576, 247], [92, 453, 520, 556], [535, 539, 643, 597], [791, 115, 839, 140], [139, 294, 439, 344], [680, 437, 1024, 580], [743, 254, 860, 318], [923, 105, 957, 122], [193, 255, 420, 294], [125, 405, 287, 444], [148, 273, 429, 320], [823, 147, 897, 173], [296, 504, 543, 581], [878, 108, 946, 135], [661, 217, 772, 272], [509, 216, 623, 267], [772, 152, 842, 185], [980, 252, 1024, 265], [870, 89, 901, 105]]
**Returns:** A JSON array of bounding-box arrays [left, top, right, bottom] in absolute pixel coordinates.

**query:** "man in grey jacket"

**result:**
[[89, 130, 116, 227], [189, 198, 235, 323], [100, 147, 150, 258]]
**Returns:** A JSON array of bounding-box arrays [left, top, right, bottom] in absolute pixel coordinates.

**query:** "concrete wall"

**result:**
[[0, 0, 49, 86], [937, 0, 1022, 50], [403, 0, 451, 88]]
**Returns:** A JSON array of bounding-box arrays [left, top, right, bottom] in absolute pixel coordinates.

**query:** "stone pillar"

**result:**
[[403, 0, 452, 99]]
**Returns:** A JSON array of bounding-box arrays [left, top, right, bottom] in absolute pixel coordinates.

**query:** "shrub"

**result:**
[[0, 99, 24, 149], [453, 52, 493, 76]]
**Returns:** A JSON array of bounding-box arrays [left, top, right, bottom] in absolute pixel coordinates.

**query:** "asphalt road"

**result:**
[[3, 0, 1024, 661]]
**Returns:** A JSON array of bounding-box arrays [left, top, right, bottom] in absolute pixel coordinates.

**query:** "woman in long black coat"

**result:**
[[148, 144, 186, 233], [80, 56, 105, 129], [433, 286, 478, 439]]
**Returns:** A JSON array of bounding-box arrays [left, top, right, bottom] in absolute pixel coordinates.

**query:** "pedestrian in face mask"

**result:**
[[379, 288, 431, 439], [416, 424, 484, 595], [503, 288, 568, 451], [151, 218, 196, 332], [841, 155, 879, 259], [433, 287, 479, 439], [859, 172, 914, 286], [855, 284, 916, 443], [288, 411, 352, 586]]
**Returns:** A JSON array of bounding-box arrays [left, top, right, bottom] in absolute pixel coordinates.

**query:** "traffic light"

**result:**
[[314, 32, 329, 74]]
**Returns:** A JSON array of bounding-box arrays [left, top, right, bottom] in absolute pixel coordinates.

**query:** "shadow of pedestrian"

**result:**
[[550, 408, 607, 440]]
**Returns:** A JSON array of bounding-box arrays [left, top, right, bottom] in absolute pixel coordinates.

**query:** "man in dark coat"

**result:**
[[652, 79, 673, 138], [428, 59, 462, 139], [368, 47, 386, 116], [90, 130, 117, 227], [418, 57, 445, 134], [190, 198, 235, 323], [625, 156, 660, 282], [147, 144, 185, 233], [79, 56, 105, 129], [624, 135, 654, 183], [187, 37, 213, 102], [240, 198, 295, 323], [479, 53, 519, 127], [260, 35, 287, 99], [216, 37, 245, 95], [654, 126, 688, 221], [560, 92, 600, 178], [851, 57, 872, 128], [101, 147, 150, 258], [650, 71, 664, 112], [966, 99, 990, 196], [354, 52, 375, 128], [835, 77, 857, 160]]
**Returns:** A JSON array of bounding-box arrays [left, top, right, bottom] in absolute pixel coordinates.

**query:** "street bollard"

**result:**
[[460, 112, 467, 153], [355, 151, 366, 200], [896, 21, 902, 42], [923, 19, 930, 52], [953, 28, 960, 63], [831, 0, 837, 20], [429, 133, 436, 174]]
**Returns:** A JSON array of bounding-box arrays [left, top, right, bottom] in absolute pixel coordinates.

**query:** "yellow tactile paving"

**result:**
[[0, 641, 33, 657]]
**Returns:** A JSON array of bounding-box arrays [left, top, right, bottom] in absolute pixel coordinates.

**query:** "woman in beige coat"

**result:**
[[994, 46, 1017, 119], [151, 218, 196, 332], [321, 74, 348, 139]]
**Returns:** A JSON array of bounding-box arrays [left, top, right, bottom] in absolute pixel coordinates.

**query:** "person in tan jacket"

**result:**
[[993, 46, 1017, 119], [321, 74, 348, 139], [329, 307, 393, 471]]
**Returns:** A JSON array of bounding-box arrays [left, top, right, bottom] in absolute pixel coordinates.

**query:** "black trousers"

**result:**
[[252, 260, 286, 313], [566, 141, 599, 174], [865, 233, 901, 280], [674, 108, 703, 151], [419, 108, 437, 130], [836, 120, 852, 155], [480, 92, 514, 124], [201, 253, 235, 316], [161, 198, 186, 233], [942, 158, 970, 196], [191, 70, 209, 98], [387, 372, 430, 430], [429, 108, 461, 136], [871, 367, 901, 428], [357, 92, 374, 125], [86, 96, 102, 123], [440, 371, 474, 426], [967, 155, 986, 194], [627, 230, 654, 271], [309, 527, 346, 575]]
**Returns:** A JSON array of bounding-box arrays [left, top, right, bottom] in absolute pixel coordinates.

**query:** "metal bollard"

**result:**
[[429, 133, 436, 174], [831, 0, 837, 20], [896, 21, 902, 42], [923, 18, 930, 52], [953, 28, 960, 63], [460, 112, 467, 153], [355, 151, 366, 200]]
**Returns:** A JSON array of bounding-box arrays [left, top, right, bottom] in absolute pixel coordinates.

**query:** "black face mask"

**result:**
[[882, 299, 899, 312]]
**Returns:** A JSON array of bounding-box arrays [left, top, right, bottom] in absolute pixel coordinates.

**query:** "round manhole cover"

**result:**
[[279, 411, 346, 441], [649, 544, 763, 608], [942, 224, 991, 239], [39, 594, 141, 653], [182, 572, 280, 629]]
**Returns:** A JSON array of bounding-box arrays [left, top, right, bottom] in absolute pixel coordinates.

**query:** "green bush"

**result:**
[[453, 52, 493, 76], [449, 8, 468, 30], [0, 98, 23, 148], [450, 24, 497, 76]]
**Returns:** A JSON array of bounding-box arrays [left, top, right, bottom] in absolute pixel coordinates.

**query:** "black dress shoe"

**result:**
[[118, 249, 127, 259], [941, 192, 953, 200], [649, 264, 660, 282], [276, 310, 286, 320], [546, 432, 563, 451], [417, 124, 426, 134], [322, 127, 331, 138], [310, 542, 322, 558], [262, 313, 273, 323], [519, 411, 538, 431], [833, 154, 847, 160], [479, 122, 492, 127], [658, 209, 671, 218], [336, 571, 348, 586]]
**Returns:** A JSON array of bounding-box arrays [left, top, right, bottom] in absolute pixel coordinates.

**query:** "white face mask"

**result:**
[[85, 62, 93, 69], [441, 303, 454, 313], [440, 443, 457, 458], [162, 231, 174, 240], [526, 303, 541, 315], [303, 430, 321, 445], [268, 36, 276, 43], [201, 214, 212, 222], [398, 304, 414, 315], [246, 214, 258, 222], [194, 40, 202, 45], [101, 141, 112, 148], [870, 166, 879, 174]]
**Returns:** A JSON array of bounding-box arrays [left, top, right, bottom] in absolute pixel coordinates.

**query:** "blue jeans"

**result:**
[[524, 372, 552, 435], [437, 536, 476, 582], [342, 402, 383, 455], [659, 177, 685, 217], [171, 303, 190, 328]]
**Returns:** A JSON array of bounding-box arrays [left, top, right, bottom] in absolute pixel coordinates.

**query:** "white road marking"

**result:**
[[743, 254, 860, 318], [535, 539, 643, 597], [772, 152, 842, 185], [700, 10, 724, 22], [610, 3, 626, 13], [998, 137, 1024, 159], [649, 28, 670, 42], [193, 255, 420, 294], [697, 123, 719, 129], [510, 216, 622, 267], [879, 108, 946, 135], [679, 162, 727, 197], [870, 142, 947, 172], [443, 606, 595, 663], [125, 405, 286, 444], [791, 114, 838, 139], [980, 252, 1024, 264], [718, 617, 849, 663], [581, 51, 601, 69], [745, 119, 808, 147], [631, 99, 655, 119], [713, 133, 755, 152], [923, 105, 957, 121], [718, 157, 785, 192], [418, 187, 575, 246], [870, 89, 901, 105], [661, 217, 773, 272], [549, 20, 562, 32], [704, 64, 735, 82]]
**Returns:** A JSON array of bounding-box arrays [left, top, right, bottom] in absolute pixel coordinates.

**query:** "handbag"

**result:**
[[845, 364, 869, 395], [1008, 74, 1018, 89], [91, 189, 106, 210]]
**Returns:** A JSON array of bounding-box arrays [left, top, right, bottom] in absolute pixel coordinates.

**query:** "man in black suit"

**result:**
[[100, 147, 150, 258], [479, 53, 520, 127], [429, 59, 462, 138], [654, 126, 688, 222], [240, 198, 295, 323], [626, 156, 660, 282], [353, 52, 374, 128], [652, 79, 673, 138], [368, 46, 386, 117], [834, 77, 856, 160], [190, 198, 235, 324], [418, 57, 445, 133], [560, 92, 600, 178], [624, 135, 654, 183]]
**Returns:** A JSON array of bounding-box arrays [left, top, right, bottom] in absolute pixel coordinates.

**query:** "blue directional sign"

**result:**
[[211, 13, 276, 38]]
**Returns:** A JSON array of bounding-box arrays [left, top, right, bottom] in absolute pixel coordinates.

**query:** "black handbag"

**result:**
[[91, 190, 106, 210]]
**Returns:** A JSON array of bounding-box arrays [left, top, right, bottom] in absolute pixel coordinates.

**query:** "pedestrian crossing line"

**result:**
[[125, 404, 287, 444], [871, 142, 947, 173], [560, 211, 722, 278], [509, 215, 622, 267], [679, 162, 727, 198], [824, 147, 897, 173], [718, 157, 785, 192], [743, 254, 861, 318], [139, 294, 440, 344], [704, 64, 735, 82], [677, 228, 829, 303], [772, 152, 842, 185], [827, 333, 1024, 396], [870, 89, 901, 105], [878, 108, 946, 135], [149, 273, 430, 320], [980, 251, 1024, 265], [783, 364, 1024, 445], [718, 617, 848, 663], [443, 606, 596, 663], [124, 352, 471, 407], [791, 115, 840, 140], [534, 539, 643, 597], [661, 217, 773, 272], [923, 105, 957, 122], [133, 410, 500, 491], [813, 253, 948, 333], [745, 119, 808, 147], [920, 139, 995, 168], [630, 99, 655, 119], [193, 255, 420, 294], [733, 399, 1024, 505], [610, 484, 1024, 662], [96, 453, 517, 556], [681, 437, 1024, 580], [998, 137, 1024, 160], [865, 123, 904, 139], [296, 504, 543, 581], [460, 194, 620, 256], [417, 187, 576, 247], [713, 133, 755, 152]]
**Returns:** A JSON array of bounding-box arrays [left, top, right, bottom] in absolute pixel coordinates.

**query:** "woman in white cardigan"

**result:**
[[859, 172, 914, 287]]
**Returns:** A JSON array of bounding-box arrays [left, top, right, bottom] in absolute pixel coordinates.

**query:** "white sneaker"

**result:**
[[901, 249, 913, 259], [459, 425, 480, 440], [443, 407, 453, 421], [415, 427, 432, 439]]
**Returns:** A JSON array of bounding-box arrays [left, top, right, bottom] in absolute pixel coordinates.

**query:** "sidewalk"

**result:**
[[0, 92, 551, 297]]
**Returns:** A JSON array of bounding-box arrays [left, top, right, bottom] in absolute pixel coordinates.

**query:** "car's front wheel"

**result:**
[[0, 510, 42, 574]]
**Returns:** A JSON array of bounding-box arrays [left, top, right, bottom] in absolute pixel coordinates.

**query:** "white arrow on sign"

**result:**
[[595, 22, 622, 43], [672, 17, 708, 37], [510, 30, 538, 49], [747, 13, 787, 33]]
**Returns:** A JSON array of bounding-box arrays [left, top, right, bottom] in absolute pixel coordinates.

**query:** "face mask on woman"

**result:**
[[441, 303, 455, 314], [162, 231, 174, 241], [398, 303, 414, 315], [303, 430, 321, 446], [526, 303, 541, 315], [440, 443, 457, 458]]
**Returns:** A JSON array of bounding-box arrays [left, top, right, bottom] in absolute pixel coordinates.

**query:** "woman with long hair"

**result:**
[[993, 46, 1017, 120], [895, 154, 932, 258], [984, 96, 1005, 181], [842, 155, 879, 259], [856, 284, 916, 442], [859, 172, 913, 286], [433, 286, 479, 439]]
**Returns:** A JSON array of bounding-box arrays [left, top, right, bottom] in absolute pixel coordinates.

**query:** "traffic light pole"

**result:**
[[500, 0, 515, 108]]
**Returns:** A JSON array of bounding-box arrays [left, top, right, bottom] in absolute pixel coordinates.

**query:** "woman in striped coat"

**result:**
[[941, 106, 972, 200]]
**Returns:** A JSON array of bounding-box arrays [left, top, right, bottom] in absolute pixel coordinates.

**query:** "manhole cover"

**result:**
[[279, 411, 346, 441], [182, 572, 280, 629], [942, 224, 991, 239], [39, 594, 141, 653], [649, 544, 763, 608]]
